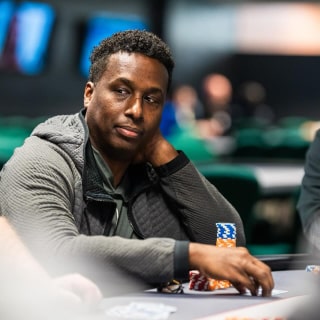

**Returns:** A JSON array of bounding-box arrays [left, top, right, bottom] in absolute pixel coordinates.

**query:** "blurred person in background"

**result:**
[[159, 90, 178, 138], [171, 84, 204, 129], [160, 84, 204, 138], [235, 80, 275, 128], [297, 129, 320, 252], [199, 73, 234, 137], [161, 84, 217, 161], [0, 30, 273, 296]]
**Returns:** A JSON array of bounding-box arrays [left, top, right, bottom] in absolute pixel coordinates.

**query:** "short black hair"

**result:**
[[89, 29, 175, 91]]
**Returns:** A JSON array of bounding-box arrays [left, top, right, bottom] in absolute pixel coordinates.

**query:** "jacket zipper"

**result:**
[[127, 200, 144, 239]]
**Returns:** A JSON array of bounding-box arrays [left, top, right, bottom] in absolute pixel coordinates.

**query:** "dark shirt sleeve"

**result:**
[[173, 240, 190, 281]]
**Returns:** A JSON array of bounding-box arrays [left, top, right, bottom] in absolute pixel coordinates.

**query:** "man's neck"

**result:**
[[102, 157, 130, 188]]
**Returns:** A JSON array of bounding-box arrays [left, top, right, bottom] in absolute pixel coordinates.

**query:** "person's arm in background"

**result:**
[[297, 129, 320, 251], [0, 216, 102, 320], [0, 216, 50, 279]]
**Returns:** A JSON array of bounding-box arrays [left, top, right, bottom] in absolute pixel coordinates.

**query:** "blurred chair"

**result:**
[[168, 129, 216, 164], [232, 128, 268, 159], [0, 115, 43, 169], [198, 164, 259, 243], [0, 126, 30, 169], [263, 127, 309, 160], [278, 116, 309, 129], [197, 163, 298, 254]]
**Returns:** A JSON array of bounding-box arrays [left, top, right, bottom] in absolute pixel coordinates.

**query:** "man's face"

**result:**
[[84, 52, 168, 161]]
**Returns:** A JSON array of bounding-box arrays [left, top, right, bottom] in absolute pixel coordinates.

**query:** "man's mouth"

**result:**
[[116, 126, 142, 139]]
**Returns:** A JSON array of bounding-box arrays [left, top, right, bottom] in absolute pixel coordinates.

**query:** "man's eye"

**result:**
[[116, 88, 128, 95], [144, 95, 160, 105]]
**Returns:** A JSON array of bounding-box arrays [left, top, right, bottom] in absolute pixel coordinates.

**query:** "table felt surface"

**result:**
[[101, 270, 317, 319]]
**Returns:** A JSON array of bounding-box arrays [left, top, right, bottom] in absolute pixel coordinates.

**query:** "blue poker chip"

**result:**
[[216, 222, 236, 239], [306, 265, 320, 273]]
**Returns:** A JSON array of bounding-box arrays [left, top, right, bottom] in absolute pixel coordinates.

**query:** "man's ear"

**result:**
[[84, 82, 94, 108]]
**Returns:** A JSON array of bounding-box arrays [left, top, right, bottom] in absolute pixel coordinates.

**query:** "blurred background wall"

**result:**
[[0, 0, 320, 119], [0, 0, 164, 116]]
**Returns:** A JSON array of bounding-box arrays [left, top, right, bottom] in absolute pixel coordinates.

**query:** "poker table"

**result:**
[[242, 162, 304, 197], [197, 161, 304, 197], [100, 255, 319, 320]]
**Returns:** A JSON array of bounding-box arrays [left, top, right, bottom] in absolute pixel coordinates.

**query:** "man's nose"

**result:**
[[126, 97, 143, 119]]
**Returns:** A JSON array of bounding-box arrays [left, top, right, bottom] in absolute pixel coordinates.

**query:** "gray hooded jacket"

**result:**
[[0, 110, 245, 285]]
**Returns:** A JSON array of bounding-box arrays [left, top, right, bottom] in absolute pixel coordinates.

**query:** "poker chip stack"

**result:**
[[213, 222, 236, 289], [189, 222, 236, 291], [305, 265, 320, 274], [216, 222, 236, 248]]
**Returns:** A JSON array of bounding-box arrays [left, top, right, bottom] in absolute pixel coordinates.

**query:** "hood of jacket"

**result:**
[[31, 110, 87, 174]]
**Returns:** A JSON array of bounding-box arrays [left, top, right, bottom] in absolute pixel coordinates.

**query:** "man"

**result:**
[[0, 30, 273, 296]]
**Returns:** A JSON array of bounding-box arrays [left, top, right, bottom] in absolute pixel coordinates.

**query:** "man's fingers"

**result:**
[[245, 259, 274, 296], [232, 281, 247, 295], [231, 258, 274, 296], [232, 273, 259, 296]]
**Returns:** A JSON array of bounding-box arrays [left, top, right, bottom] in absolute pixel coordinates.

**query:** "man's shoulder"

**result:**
[[27, 111, 86, 171], [31, 112, 86, 143], [33, 112, 82, 133]]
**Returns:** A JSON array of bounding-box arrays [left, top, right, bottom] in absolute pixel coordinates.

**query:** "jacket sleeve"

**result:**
[[297, 129, 320, 248], [154, 151, 246, 246], [0, 136, 178, 287]]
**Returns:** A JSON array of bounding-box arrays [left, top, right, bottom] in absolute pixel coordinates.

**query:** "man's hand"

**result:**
[[189, 243, 274, 297], [133, 129, 178, 166]]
